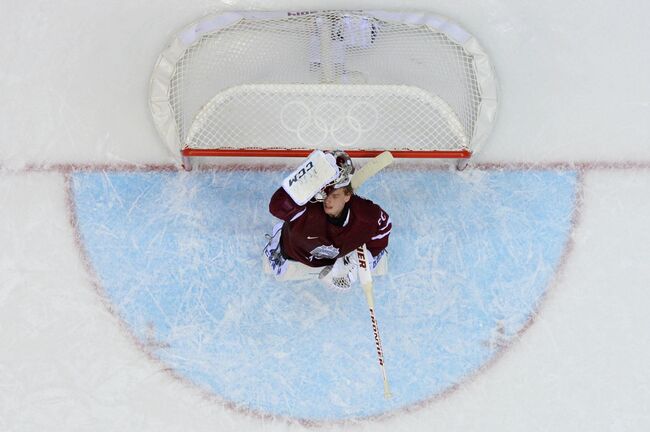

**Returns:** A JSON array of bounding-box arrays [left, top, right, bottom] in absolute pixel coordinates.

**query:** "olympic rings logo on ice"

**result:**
[[280, 100, 379, 147]]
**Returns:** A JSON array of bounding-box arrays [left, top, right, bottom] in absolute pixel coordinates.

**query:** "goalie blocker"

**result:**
[[264, 150, 392, 289]]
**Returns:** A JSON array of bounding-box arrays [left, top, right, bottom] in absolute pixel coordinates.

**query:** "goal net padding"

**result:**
[[149, 10, 497, 169]]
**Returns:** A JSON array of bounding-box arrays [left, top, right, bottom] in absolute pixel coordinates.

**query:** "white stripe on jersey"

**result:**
[[290, 208, 306, 222], [371, 229, 391, 240]]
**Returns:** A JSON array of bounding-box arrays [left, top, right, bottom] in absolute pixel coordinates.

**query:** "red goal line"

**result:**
[[181, 148, 472, 159]]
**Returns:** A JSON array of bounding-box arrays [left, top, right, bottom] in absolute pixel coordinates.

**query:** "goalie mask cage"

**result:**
[[149, 10, 498, 170]]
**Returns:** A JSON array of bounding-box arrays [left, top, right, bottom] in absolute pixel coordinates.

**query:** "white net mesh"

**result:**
[[151, 10, 497, 156], [186, 84, 467, 151]]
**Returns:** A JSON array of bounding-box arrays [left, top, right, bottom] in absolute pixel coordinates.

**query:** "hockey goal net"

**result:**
[[149, 10, 497, 169]]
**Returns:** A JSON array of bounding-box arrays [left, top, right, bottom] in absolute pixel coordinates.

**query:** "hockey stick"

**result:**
[[351, 151, 394, 190], [355, 244, 392, 399]]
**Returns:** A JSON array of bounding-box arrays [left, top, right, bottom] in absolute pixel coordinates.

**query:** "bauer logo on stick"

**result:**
[[356, 247, 368, 269]]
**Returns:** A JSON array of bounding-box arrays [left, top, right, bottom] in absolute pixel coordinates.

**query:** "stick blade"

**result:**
[[384, 383, 393, 399]]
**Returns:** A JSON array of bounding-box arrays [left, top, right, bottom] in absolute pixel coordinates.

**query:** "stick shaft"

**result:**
[[351, 151, 394, 190], [367, 305, 392, 398], [356, 245, 392, 399]]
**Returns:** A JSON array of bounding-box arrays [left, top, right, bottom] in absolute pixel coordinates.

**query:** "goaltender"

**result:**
[[263, 150, 391, 290]]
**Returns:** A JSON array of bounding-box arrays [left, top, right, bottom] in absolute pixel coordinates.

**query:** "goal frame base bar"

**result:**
[[180, 148, 472, 171], [180, 148, 471, 159], [180, 148, 471, 171]]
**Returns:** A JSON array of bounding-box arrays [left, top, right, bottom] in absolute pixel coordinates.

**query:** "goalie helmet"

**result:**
[[327, 150, 355, 189], [312, 150, 354, 202], [312, 150, 355, 202]]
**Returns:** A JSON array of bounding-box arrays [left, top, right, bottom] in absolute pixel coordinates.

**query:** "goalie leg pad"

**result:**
[[370, 249, 388, 276], [263, 222, 287, 276], [277, 261, 323, 281]]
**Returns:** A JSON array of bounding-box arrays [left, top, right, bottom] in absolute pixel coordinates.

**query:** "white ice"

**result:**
[[1, 0, 650, 431]]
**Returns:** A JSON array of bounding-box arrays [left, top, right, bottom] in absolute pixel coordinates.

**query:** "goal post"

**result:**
[[149, 10, 497, 170]]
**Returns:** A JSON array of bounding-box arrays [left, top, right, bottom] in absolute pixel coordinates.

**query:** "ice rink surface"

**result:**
[[1, 0, 650, 431]]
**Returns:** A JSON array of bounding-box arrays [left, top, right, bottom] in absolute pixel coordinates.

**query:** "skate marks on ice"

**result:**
[[69, 166, 578, 422]]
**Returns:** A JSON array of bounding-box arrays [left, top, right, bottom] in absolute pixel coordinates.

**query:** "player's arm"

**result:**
[[269, 187, 307, 221], [365, 207, 392, 261], [321, 206, 391, 289]]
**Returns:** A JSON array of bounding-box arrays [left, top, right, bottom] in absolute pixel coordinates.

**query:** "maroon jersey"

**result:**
[[269, 187, 392, 267]]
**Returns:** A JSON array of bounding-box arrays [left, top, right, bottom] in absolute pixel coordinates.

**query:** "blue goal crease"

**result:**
[[71, 168, 578, 420]]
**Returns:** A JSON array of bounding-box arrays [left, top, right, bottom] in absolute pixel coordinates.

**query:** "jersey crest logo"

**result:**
[[310, 244, 340, 260]]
